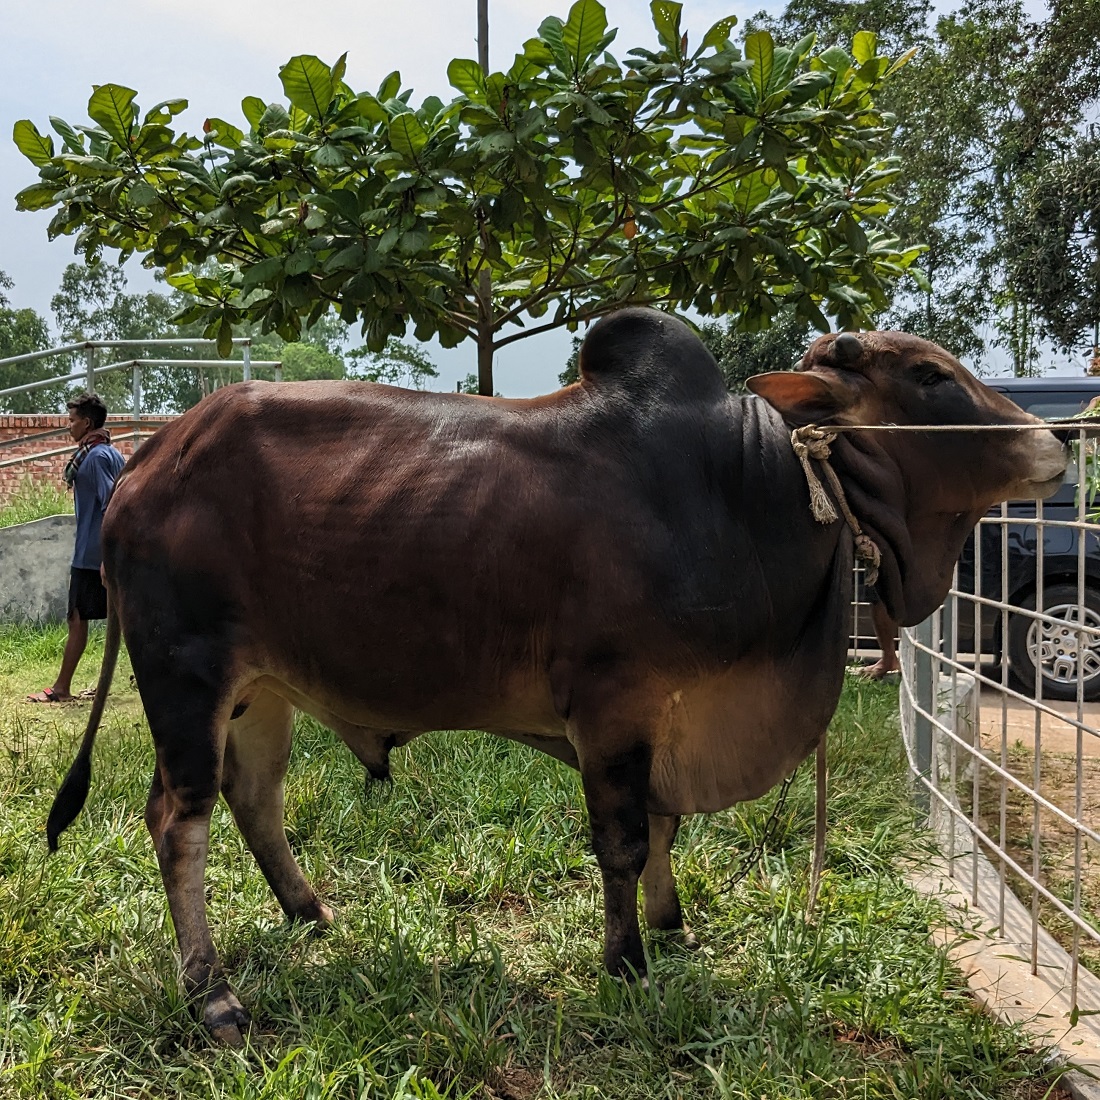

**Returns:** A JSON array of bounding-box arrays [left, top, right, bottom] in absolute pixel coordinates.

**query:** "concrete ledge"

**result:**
[[911, 812, 1100, 1099], [0, 515, 75, 623]]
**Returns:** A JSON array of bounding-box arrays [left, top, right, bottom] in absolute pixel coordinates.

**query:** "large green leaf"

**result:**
[[279, 55, 335, 119], [14, 182, 59, 210], [388, 113, 429, 158], [204, 118, 243, 149], [852, 31, 876, 65], [50, 116, 85, 154], [143, 99, 187, 125], [744, 32, 774, 100], [701, 14, 737, 51], [562, 0, 609, 74], [448, 59, 487, 102], [12, 120, 54, 166], [651, 1, 683, 54], [241, 96, 267, 130], [88, 84, 137, 145]]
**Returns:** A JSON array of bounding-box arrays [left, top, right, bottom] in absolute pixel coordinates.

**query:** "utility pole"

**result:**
[[476, 0, 494, 396], [477, 0, 488, 70]]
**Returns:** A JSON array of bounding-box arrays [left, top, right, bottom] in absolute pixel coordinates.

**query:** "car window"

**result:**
[[991, 390, 1100, 492], [1021, 398, 1097, 419], [991, 391, 1099, 420]]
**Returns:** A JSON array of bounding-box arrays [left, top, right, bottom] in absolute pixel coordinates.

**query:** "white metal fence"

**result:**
[[0, 338, 282, 470], [899, 423, 1100, 1012]]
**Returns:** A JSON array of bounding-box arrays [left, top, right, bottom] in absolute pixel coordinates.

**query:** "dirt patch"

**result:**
[[967, 744, 1100, 973], [484, 1066, 542, 1100]]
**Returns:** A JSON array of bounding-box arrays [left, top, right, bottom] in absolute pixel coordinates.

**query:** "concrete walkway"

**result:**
[[978, 689, 1100, 757]]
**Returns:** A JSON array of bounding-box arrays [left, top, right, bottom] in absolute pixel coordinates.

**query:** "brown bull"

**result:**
[[47, 308, 1066, 1044]]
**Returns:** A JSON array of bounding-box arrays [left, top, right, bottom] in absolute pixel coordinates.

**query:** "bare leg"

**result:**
[[221, 690, 333, 926], [855, 600, 898, 680], [28, 611, 88, 700]]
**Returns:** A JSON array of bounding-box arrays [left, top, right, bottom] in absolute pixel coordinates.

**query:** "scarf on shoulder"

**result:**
[[63, 428, 112, 489]]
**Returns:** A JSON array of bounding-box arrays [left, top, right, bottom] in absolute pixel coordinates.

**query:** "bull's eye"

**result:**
[[920, 370, 949, 388]]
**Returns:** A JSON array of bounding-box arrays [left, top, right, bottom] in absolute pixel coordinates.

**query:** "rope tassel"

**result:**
[[790, 425, 881, 586]]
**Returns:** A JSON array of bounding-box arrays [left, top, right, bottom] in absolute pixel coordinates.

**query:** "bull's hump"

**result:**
[[578, 308, 728, 404]]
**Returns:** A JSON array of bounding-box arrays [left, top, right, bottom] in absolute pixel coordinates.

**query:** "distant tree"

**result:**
[[558, 338, 582, 387], [51, 262, 206, 411], [0, 269, 54, 412], [697, 310, 811, 391], [456, 371, 501, 396], [349, 338, 439, 388]]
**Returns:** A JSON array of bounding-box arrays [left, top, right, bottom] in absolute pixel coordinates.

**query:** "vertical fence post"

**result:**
[[242, 342, 251, 382], [84, 345, 96, 393], [131, 363, 142, 451], [274, 361, 283, 383], [913, 615, 935, 815]]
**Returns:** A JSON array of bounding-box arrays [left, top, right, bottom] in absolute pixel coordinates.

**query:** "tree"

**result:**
[[994, 0, 1100, 359], [751, 0, 1100, 374], [15, 1, 923, 396], [0, 270, 54, 412]]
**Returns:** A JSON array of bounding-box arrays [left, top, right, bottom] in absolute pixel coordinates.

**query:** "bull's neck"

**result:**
[[715, 397, 853, 652]]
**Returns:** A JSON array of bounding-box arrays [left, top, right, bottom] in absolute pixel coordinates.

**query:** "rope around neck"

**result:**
[[790, 425, 882, 587]]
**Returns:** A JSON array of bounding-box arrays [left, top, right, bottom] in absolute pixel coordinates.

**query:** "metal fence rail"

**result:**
[[899, 423, 1100, 1012], [0, 339, 282, 469]]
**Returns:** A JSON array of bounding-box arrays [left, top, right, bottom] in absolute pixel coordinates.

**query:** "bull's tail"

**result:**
[[46, 599, 122, 851]]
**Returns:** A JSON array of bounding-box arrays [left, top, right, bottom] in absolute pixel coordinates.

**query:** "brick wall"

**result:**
[[0, 415, 161, 506]]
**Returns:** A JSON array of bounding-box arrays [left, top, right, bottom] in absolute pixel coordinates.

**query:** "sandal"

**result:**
[[26, 687, 74, 704]]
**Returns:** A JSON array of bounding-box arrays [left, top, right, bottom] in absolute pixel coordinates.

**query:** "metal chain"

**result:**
[[718, 770, 799, 893]]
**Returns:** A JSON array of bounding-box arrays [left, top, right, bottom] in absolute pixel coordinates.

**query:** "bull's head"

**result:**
[[746, 331, 1067, 625]]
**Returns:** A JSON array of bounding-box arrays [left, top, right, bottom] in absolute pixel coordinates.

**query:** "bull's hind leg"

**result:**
[[642, 813, 699, 949], [221, 689, 333, 927], [141, 690, 250, 1046], [641, 813, 683, 932]]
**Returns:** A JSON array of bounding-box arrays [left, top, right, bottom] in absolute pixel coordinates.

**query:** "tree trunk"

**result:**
[[477, 0, 488, 69], [477, 268, 494, 396], [476, 0, 494, 397]]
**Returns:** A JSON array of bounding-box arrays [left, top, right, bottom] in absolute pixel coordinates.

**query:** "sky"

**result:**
[[0, 0, 1070, 396]]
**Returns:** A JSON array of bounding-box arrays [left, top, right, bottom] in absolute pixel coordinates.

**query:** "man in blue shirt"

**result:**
[[27, 392, 126, 703]]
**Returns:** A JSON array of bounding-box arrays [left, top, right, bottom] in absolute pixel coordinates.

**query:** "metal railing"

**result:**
[[0, 338, 282, 466], [899, 422, 1100, 1013]]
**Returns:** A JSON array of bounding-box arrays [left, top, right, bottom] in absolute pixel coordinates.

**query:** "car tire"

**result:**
[[1008, 583, 1100, 701]]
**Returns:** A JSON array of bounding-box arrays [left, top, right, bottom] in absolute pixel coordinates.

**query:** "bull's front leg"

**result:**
[[575, 732, 652, 980]]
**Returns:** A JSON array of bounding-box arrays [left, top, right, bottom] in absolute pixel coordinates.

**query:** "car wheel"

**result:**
[[1008, 583, 1100, 701]]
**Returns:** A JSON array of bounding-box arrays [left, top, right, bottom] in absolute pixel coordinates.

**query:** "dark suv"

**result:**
[[954, 376, 1100, 700]]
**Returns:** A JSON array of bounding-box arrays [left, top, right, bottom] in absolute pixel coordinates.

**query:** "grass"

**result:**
[[0, 479, 72, 528], [0, 625, 1073, 1099]]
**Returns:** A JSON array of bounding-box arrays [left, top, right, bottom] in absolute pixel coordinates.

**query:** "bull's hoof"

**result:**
[[203, 987, 251, 1047], [648, 925, 700, 952], [290, 897, 334, 932]]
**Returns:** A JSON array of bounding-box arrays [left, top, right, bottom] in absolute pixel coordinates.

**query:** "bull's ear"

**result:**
[[746, 371, 858, 425]]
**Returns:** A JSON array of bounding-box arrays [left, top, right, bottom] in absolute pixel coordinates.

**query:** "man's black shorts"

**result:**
[[68, 567, 108, 621]]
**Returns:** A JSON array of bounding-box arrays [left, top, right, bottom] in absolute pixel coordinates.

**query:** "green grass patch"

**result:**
[[0, 625, 1067, 1098], [0, 479, 73, 528]]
